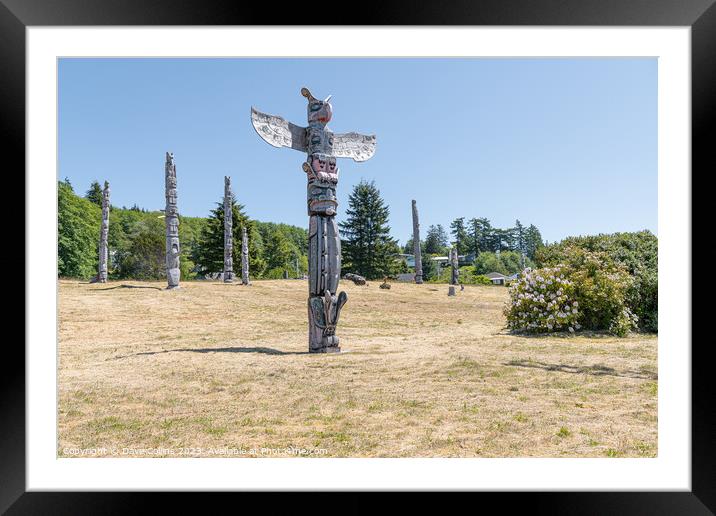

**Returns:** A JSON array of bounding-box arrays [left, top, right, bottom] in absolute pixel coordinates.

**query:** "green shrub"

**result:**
[[536, 231, 656, 332], [505, 247, 638, 336], [474, 251, 534, 276]]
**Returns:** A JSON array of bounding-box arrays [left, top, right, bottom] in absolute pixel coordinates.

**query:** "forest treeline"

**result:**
[[58, 179, 308, 281], [58, 178, 547, 283]]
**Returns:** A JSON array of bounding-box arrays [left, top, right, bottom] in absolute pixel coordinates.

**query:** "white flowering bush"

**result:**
[[504, 266, 581, 333], [505, 248, 638, 336]]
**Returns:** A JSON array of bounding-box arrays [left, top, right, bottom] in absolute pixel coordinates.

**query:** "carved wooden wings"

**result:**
[[251, 107, 307, 152], [332, 132, 377, 162]]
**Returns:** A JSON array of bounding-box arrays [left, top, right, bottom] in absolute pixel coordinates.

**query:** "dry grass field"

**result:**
[[58, 279, 657, 458]]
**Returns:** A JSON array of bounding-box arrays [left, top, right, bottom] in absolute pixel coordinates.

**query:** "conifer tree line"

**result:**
[[404, 219, 545, 260], [449, 217, 544, 260], [59, 178, 541, 283]]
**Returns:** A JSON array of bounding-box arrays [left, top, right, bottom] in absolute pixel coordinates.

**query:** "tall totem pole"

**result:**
[[223, 176, 234, 283], [95, 181, 110, 283], [251, 87, 376, 353], [165, 152, 180, 290], [411, 200, 423, 284]]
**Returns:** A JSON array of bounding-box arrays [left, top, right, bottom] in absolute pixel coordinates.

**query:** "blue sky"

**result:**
[[58, 58, 656, 245]]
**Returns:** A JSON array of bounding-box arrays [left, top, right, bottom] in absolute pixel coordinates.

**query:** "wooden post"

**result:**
[[411, 199, 423, 284]]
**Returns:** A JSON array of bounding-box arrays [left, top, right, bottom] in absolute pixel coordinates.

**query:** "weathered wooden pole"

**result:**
[[241, 226, 250, 285], [251, 87, 376, 353], [223, 176, 234, 283], [96, 181, 110, 283], [411, 199, 423, 284], [450, 247, 459, 285], [165, 152, 180, 290]]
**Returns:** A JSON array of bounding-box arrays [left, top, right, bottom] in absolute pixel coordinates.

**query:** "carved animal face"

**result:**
[[308, 100, 332, 125]]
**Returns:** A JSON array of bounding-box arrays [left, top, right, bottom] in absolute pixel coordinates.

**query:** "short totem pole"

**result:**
[[223, 176, 234, 283], [448, 247, 459, 296], [411, 200, 423, 284], [251, 87, 376, 353], [93, 181, 110, 283], [165, 152, 180, 290]]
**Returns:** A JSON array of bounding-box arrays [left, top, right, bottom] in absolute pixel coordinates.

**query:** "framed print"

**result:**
[[6, 0, 713, 511]]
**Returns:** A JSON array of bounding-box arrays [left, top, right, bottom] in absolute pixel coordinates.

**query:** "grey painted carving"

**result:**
[[223, 176, 234, 283], [251, 87, 376, 353], [95, 181, 110, 283], [411, 200, 423, 284], [165, 152, 180, 289], [450, 247, 459, 286], [241, 226, 250, 285]]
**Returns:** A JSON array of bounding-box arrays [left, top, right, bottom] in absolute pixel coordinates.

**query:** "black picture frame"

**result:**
[[6, 0, 712, 512]]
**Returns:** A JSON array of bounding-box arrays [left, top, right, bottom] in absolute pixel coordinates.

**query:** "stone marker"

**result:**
[[165, 152, 180, 290], [448, 286, 456, 296], [92, 181, 110, 283], [223, 176, 234, 283], [241, 226, 250, 285], [251, 87, 376, 353], [343, 273, 366, 286], [411, 200, 423, 284]]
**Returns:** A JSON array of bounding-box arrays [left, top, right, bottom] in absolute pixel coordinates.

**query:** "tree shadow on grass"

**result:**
[[504, 359, 657, 380], [113, 346, 309, 359], [91, 284, 164, 291]]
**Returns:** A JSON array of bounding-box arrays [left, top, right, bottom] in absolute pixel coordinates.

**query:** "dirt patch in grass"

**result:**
[[58, 279, 657, 457]]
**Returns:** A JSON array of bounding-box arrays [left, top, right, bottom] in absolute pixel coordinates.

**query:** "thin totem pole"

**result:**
[[411, 200, 423, 284], [251, 87, 376, 353], [165, 152, 180, 290], [223, 176, 234, 283], [241, 226, 250, 285], [95, 181, 110, 283], [450, 247, 459, 285]]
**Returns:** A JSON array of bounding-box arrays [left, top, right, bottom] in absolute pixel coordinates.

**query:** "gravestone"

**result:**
[[251, 87, 376, 353]]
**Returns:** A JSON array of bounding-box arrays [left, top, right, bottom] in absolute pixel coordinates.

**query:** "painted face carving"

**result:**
[[312, 155, 326, 172], [308, 101, 333, 125]]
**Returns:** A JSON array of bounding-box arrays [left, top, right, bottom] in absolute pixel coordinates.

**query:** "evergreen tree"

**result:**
[[339, 180, 400, 279], [467, 217, 493, 257], [425, 224, 449, 255], [524, 224, 544, 260], [85, 180, 103, 207], [191, 194, 266, 277], [450, 217, 469, 255], [115, 217, 166, 280]]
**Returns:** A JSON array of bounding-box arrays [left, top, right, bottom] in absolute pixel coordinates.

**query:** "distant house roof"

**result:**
[[485, 272, 507, 279]]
